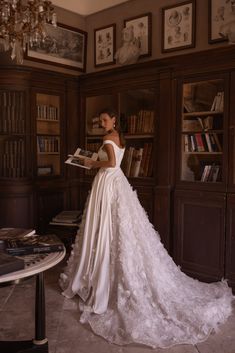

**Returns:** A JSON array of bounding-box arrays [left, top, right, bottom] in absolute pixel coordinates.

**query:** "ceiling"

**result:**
[[52, 0, 130, 16]]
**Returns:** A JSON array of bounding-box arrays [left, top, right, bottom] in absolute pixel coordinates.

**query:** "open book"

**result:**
[[65, 147, 98, 169]]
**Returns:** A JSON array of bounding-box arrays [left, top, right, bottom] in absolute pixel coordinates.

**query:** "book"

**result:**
[[65, 147, 98, 170], [3, 234, 64, 256], [0, 228, 36, 240], [52, 210, 82, 224], [0, 252, 25, 275]]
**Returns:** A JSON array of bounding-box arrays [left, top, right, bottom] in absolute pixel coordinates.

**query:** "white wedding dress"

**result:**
[[60, 139, 234, 349]]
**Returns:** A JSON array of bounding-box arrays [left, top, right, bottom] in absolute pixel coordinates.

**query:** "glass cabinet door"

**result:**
[[119, 88, 156, 178], [180, 79, 224, 183], [0, 90, 27, 179], [85, 88, 157, 179], [36, 93, 61, 177]]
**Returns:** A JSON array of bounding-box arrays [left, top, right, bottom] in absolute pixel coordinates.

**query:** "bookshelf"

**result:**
[[85, 88, 156, 179], [36, 93, 61, 177], [0, 90, 26, 179], [180, 79, 224, 183]]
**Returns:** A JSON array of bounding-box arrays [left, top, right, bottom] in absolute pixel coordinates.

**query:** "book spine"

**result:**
[[6, 244, 64, 256]]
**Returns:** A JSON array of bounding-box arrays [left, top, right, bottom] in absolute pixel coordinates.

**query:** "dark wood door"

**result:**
[[173, 189, 226, 282]]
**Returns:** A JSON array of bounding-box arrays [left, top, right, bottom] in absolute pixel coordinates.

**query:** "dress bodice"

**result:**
[[98, 140, 125, 169]]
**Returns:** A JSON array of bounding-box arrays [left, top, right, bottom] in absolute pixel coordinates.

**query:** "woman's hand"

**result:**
[[83, 158, 96, 169]]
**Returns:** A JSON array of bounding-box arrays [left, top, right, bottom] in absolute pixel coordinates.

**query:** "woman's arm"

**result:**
[[83, 142, 116, 169]]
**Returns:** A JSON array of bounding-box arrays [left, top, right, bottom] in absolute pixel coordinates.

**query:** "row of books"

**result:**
[[122, 143, 153, 177], [0, 92, 25, 134], [0, 110, 25, 134], [184, 132, 222, 153], [1, 139, 25, 178], [211, 92, 224, 112], [126, 110, 154, 134], [0, 91, 24, 107], [37, 136, 60, 153], [182, 115, 220, 132], [200, 164, 221, 182], [183, 91, 224, 113], [37, 104, 59, 121]]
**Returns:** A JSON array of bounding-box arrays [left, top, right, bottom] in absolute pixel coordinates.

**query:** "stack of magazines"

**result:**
[[50, 210, 82, 226], [0, 228, 64, 257]]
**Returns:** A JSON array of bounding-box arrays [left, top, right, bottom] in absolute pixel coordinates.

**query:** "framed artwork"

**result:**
[[209, 0, 235, 43], [94, 24, 116, 67], [124, 13, 152, 58], [25, 23, 87, 72], [162, 1, 195, 52]]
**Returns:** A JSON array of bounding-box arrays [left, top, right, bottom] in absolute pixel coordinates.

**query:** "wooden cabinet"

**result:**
[[0, 67, 79, 231], [85, 88, 156, 179], [176, 73, 229, 189], [173, 66, 235, 289], [174, 189, 226, 282]]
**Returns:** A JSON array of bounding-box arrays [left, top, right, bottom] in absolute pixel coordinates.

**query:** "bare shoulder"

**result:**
[[103, 132, 119, 143]]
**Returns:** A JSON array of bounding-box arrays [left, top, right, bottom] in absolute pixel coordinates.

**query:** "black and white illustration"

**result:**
[[209, 0, 235, 43], [26, 23, 87, 71], [94, 24, 116, 67], [124, 13, 152, 57], [162, 1, 195, 52]]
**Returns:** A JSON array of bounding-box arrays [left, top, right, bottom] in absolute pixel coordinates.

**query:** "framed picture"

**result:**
[[124, 13, 152, 58], [209, 0, 235, 43], [162, 1, 195, 52], [94, 24, 116, 67], [25, 23, 87, 72], [37, 165, 53, 176]]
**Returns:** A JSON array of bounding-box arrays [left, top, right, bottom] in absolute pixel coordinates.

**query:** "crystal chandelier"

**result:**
[[0, 0, 57, 64]]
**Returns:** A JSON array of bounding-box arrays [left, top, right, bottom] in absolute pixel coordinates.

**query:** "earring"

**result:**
[[113, 123, 116, 128]]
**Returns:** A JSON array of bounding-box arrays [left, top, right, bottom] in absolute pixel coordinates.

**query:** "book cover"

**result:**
[[65, 147, 98, 170], [4, 234, 64, 256], [0, 252, 25, 276], [52, 210, 82, 224]]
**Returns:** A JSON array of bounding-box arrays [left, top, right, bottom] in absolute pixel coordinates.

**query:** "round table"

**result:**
[[0, 249, 66, 353]]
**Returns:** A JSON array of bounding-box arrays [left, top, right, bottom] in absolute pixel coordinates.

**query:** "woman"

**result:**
[[60, 109, 234, 349]]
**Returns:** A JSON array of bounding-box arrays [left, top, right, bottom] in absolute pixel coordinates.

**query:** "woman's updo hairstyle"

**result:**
[[99, 108, 126, 147]]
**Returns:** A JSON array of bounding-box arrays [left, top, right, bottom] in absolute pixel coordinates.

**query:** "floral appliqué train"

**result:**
[[59, 140, 234, 349]]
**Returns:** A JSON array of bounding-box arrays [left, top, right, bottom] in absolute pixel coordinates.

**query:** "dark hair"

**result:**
[[99, 108, 126, 147]]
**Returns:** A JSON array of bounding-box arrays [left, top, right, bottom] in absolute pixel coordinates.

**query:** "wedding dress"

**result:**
[[60, 139, 234, 349]]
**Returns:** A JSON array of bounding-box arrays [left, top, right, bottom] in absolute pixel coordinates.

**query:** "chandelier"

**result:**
[[0, 0, 57, 64]]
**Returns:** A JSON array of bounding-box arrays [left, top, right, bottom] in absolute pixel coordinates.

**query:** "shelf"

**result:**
[[181, 79, 224, 184], [124, 134, 154, 139], [37, 152, 60, 155], [37, 118, 59, 122], [182, 130, 223, 134], [183, 111, 223, 117], [183, 152, 222, 155]]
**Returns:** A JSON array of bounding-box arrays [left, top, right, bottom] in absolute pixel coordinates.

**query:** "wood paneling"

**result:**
[[174, 190, 226, 281]]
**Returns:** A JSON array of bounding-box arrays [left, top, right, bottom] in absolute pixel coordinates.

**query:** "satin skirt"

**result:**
[[60, 166, 234, 348]]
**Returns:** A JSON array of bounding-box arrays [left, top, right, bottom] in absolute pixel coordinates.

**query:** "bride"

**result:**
[[60, 109, 234, 349]]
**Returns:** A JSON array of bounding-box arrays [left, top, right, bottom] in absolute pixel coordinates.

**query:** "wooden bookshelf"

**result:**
[[180, 79, 224, 183], [36, 93, 61, 177], [84, 88, 156, 179]]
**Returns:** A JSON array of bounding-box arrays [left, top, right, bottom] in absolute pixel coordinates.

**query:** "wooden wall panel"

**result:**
[[174, 190, 226, 281]]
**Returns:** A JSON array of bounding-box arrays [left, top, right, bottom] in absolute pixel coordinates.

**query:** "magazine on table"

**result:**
[[2, 234, 64, 256], [65, 147, 98, 170]]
